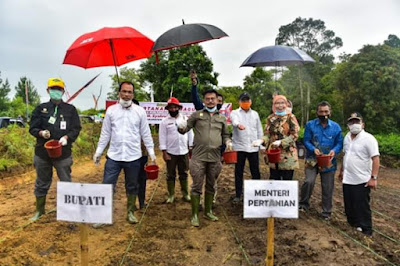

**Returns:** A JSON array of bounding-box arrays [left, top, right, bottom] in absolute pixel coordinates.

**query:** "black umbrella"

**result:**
[[152, 21, 228, 52]]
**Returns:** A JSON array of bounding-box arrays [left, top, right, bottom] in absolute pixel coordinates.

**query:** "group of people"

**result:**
[[29, 75, 380, 236]]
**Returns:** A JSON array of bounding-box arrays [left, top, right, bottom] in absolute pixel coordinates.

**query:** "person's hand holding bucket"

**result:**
[[149, 152, 157, 165]]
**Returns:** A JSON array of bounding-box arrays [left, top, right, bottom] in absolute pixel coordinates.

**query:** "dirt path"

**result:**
[[0, 154, 399, 265]]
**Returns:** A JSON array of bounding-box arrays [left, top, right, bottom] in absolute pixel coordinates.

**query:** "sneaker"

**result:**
[[299, 205, 307, 212], [356, 227, 363, 232], [232, 197, 241, 204], [323, 216, 331, 221]]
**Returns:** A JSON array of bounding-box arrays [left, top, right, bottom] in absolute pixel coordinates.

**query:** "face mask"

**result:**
[[240, 102, 251, 110], [49, 89, 63, 100], [349, 123, 362, 134], [205, 106, 217, 113], [119, 98, 132, 108], [318, 115, 329, 123], [217, 104, 222, 110], [275, 110, 286, 116], [169, 110, 179, 117]]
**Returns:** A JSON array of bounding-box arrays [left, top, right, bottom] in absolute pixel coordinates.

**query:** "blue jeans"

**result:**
[[103, 156, 141, 195]]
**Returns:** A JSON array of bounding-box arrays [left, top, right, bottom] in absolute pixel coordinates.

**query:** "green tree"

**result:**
[[108, 67, 149, 101], [0, 72, 11, 114], [276, 17, 343, 125], [139, 45, 218, 102], [14, 76, 40, 106], [217, 86, 243, 110], [329, 44, 400, 133], [384, 34, 400, 48], [242, 67, 276, 119], [5, 97, 34, 118]]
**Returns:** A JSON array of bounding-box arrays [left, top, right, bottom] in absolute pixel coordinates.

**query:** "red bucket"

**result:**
[[223, 151, 237, 164], [144, 164, 159, 180], [267, 148, 281, 163], [316, 155, 332, 167], [44, 140, 62, 158]]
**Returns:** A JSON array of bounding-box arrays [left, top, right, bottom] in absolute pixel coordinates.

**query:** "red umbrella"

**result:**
[[63, 27, 154, 82]]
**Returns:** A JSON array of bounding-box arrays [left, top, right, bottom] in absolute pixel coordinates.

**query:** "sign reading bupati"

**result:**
[[244, 180, 298, 219], [105, 100, 232, 124], [57, 182, 113, 224]]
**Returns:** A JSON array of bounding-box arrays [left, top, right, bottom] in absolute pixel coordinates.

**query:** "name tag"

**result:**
[[60, 121, 67, 130], [48, 116, 56, 124]]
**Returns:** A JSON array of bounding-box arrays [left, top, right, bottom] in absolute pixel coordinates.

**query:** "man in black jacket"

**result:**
[[29, 78, 81, 221]]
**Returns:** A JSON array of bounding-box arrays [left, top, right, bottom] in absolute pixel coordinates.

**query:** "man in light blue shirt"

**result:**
[[299, 101, 343, 220]]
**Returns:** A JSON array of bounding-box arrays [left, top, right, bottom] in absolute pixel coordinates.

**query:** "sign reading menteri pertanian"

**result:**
[[57, 182, 113, 224], [244, 180, 298, 219]]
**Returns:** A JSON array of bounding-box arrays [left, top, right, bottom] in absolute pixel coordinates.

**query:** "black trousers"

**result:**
[[138, 156, 148, 207], [343, 183, 372, 236], [235, 151, 260, 198], [270, 169, 294, 180]]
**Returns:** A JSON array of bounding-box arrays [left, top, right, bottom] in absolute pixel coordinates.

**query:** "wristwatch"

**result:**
[[371, 175, 378, 180]]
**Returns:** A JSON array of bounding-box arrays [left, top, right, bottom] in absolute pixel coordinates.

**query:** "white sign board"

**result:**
[[105, 100, 233, 124], [57, 182, 113, 224], [244, 180, 298, 219]]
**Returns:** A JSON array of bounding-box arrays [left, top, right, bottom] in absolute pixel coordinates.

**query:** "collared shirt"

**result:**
[[159, 114, 194, 155], [303, 118, 343, 172], [180, 109, 230, 162], [29, 100, 81, 160], [95, 103, 154, 162], [343, 130, 380, 185], [230, 108, 263, 153]]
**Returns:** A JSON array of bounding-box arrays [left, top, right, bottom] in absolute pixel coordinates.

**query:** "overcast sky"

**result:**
[[1, 0, 399, 110]]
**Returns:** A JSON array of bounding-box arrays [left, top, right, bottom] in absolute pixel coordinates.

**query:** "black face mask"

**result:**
[[169, 110, 179, 117], [318, 115, 329, 123], [217, 104, 222, 110]]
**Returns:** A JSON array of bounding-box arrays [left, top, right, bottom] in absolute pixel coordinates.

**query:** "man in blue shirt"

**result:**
[[299, 101, 343, 220]]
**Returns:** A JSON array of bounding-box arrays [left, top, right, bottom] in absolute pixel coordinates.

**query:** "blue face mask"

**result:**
[[49, 89, 64, 100], [275, 110, 287, 116], [205, 106, 217, 113]]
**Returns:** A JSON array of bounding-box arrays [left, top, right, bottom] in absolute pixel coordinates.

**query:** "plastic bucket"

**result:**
[[144, 164, 159, 180], [316, 155, 332, 167], [267, 148, 281, 163], [44, 140, 62, 158], [223, 151, 237, 164]]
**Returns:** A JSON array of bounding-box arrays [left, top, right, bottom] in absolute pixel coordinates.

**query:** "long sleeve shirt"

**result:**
[[230, 108, 263, 153], [179, 110, 230, 162], [191, 84, 204, 111], [29, 100, 81, 160], [159, 114, 194, 155], [303, 118, 343, 172], [95, 103, 154, 162]]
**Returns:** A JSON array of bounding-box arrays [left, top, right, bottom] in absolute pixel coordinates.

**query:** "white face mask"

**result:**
[[349, 123, 362, 134], [119, 98, 132, 108]]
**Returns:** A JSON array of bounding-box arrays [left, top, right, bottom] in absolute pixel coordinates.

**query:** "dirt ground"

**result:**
[[0, 152, 399, 265]]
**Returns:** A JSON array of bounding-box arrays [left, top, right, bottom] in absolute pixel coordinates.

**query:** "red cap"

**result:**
[[165, 97, 182, 109]]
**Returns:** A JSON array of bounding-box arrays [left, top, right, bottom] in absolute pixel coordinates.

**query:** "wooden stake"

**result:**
[[266, 217, 274, 266], [80, 223, 89, 266]]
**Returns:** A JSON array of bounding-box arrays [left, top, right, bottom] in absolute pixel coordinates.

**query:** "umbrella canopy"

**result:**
[[240, 45, 315, 67], [152, 23, 228, 52], [63, 26, 154, 71]]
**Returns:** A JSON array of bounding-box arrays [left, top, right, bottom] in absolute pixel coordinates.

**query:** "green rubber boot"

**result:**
[[166, 180, 175, 204], [127, 194, 138, 224], [30, 196, 46, 221], [180, 179, 191, 202], [204, 193, 218, 221], [190, 194, 200, 227]]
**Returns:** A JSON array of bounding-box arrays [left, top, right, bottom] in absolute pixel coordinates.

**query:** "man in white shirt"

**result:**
[[339, 112, 380, 236], [230, 93, 264, 203], [93, 81, 156, 225], [159, 97, 193, 204]]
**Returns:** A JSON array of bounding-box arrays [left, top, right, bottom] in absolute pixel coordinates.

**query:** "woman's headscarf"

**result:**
[[272, 95, 288, 113]]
